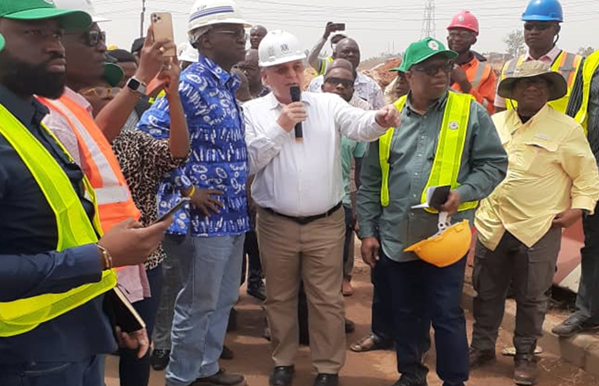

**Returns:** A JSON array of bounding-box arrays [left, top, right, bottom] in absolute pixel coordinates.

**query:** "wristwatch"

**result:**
[[126, 77, 147, 95]]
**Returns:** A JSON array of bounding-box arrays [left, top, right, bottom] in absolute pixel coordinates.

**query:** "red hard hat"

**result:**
[[447, 10, 479, 35]]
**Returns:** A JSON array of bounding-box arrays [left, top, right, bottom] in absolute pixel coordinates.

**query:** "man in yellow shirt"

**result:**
[[469, 61, 599, 386]]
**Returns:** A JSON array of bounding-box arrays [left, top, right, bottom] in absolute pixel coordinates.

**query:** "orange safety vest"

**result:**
[[39, 95, 140, 232], [452, 58, 495, 114]]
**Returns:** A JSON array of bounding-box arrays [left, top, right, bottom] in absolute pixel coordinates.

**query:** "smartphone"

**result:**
[[154, 197, 190, 224], [151, 12, 176, 56], [332, 23, 346, 31]]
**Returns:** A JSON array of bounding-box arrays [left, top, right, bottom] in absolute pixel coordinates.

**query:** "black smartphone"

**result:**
[[333, 23, 346, 31], [154, 197, 190, 224]]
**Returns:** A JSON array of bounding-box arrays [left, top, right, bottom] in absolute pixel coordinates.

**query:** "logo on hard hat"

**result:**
[[458, 15, 465, 22], [428, 40, 439, 51], [280, 43, 290, 53], [267, 46, 276, 58], [449, 121, 459, 130]]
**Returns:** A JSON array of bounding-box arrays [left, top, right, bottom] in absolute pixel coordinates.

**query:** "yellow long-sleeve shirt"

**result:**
[[475, 105, 599, 251]]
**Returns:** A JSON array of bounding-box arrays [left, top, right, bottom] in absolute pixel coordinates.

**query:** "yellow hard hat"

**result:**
[[404, 212, 472, 268]]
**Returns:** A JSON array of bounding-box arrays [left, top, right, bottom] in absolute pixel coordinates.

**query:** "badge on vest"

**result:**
[[449, 121, 459, 130]]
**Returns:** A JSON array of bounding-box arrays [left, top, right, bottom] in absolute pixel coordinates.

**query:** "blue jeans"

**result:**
[[163, 234, 245, 386], [574, 203, 599, 324], [375, 253, 468, 386], [0, 355, 104, 386], [119, 265, 163, 386]]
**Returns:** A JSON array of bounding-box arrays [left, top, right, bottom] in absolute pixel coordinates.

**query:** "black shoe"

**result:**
[[313, 373, 338, 386], [345, 318, 355, 334], [391, 376, 428, 386], [227, 308, 238, 332], [269, 366, 294, 386], [220, 345, 234, 360], [469, 347, 496, 368], [150, 349, 170, 371], [192, 369, 245, 386], [247, 281, 266, 301], [552, 316, 599, 337]]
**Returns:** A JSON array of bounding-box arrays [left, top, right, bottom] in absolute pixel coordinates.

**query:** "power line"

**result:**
[[421, 0, 436, 38]]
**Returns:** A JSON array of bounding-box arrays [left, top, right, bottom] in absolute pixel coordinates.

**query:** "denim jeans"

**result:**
[[163, 234, 245, 386], [119, 265, 163, 386], [0, 355, 104, 386], [153, 252, 183, 351], [573, 205, 599, 324], [375, 253, 468, 386]]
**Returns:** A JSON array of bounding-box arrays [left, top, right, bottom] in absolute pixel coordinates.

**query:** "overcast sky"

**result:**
[[96, 0, 598, 59]]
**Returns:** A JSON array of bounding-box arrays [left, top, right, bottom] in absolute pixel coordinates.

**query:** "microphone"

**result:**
[[290, 86, 303, 141]]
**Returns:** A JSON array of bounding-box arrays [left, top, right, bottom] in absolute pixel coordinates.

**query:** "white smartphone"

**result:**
[[154, 198, 190, 224]]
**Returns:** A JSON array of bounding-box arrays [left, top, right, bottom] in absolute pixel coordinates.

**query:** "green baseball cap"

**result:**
[[396, 37, 458, 72], [0, 0, 92, 31], [104, 63, 124, 87]]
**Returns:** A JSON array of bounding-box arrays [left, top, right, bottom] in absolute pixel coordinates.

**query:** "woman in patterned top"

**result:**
[[81, 59, 189, 386]]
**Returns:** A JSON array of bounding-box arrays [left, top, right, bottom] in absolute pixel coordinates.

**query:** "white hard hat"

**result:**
[[178, 42, 199, 63], [52, 0, 109, 23], [188, 0, 251, 33], [258, 30, 306, 68]]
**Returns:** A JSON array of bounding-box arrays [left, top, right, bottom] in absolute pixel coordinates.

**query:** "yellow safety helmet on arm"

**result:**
[[404, 212, 472, 268]]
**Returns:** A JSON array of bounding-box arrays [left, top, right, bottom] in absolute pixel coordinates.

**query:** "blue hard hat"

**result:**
[[522, 0, 563, 22]]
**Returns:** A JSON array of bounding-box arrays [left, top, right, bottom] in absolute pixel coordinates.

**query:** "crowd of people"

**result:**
[[1, 0, 599, 386]]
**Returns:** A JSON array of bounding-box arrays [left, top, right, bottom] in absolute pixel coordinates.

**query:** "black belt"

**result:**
[[263, 202, 343, 225]]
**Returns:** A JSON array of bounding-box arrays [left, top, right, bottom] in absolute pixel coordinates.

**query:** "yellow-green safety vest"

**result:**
[[318, 56, 334, 76], [0, 103, 117, 337], [500, 51, 583, 117], [379, 92, 479, 213], [574, 51, 599, 136]]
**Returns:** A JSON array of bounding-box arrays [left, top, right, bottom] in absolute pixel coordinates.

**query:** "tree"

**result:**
[[577, 46, 595, 57], [504, 30, 525, 58]]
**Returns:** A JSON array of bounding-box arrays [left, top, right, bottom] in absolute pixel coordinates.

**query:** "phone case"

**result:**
[[151, 12, 176, 56]]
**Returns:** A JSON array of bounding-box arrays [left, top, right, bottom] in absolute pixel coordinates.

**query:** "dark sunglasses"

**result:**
[[82, 30, 106, 47], [524, 22, 552, 31], [412, 62, 453, 76], [324, 77, 354, 88]]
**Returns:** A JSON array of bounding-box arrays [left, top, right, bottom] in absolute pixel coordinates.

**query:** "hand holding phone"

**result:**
[[151, 12, 176, 56], [155, 198, 190, 224]]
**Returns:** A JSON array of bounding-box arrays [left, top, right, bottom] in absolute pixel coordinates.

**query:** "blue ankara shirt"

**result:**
[[138, 54, 250, 237]]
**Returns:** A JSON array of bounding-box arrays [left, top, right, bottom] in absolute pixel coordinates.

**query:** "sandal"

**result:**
[[350, 333, 392, 352]]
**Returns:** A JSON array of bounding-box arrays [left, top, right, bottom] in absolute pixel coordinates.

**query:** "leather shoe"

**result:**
[[552, 315, 599, 338], [469, 347, 496, 368], [269, 366, 294, 386], [313, 373, 339, 386], [150, 348, 170, 371], [391, 376, 428, 386]]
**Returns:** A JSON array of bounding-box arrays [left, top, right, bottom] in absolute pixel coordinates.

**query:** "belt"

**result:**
[[263, 202, 343, 225]]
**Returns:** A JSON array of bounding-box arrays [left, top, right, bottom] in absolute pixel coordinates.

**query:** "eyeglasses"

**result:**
[[524, 22, 552, 31], [211, 30, 247, 40], [81, 86, 121, 98], [324, 77, 354, 88], [82, 30, 106, 47], [412, 62, 454, 76], [448, 30, 474, 39]]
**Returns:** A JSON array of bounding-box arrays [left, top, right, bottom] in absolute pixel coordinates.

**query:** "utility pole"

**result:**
[[140, 0, 147, 37], [420, 0, 436, 39]]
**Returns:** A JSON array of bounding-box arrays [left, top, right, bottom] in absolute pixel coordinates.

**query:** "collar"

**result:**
[[405, 90, 449, 114], [524, 46, 562, 63], [459, 54, 479, 70], [197, 54, 240, 90], [266, 90, 313, 110], [0, 84, 49, 127], [355, 72, 373, 86], [64, 87, 94, 115], [507, 104, 550, 134]]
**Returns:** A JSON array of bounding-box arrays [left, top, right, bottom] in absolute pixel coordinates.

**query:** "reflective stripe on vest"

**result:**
[[39, 96, 140, 232], [379, 92, 479, 213], [319, 56, 334, 75], [574, 51, 599, 136], [471, 61, 491, 89], [502, 51, 583, 115], [0, 103, 116, 337]]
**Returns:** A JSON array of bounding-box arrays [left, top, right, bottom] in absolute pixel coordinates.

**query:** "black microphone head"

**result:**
[[290, 86, 301, 102]]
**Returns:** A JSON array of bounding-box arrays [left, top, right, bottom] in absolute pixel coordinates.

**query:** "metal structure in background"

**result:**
[[140, 0, 147, 37], [420, 0, 436, 39]]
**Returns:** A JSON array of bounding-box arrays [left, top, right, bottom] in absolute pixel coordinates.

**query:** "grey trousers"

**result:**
[[573, 205, 599, 325], [471, 227, 561, 355], [153, 247, 183, 351]]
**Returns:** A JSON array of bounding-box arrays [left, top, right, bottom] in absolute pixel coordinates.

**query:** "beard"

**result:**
[[0, 51, 66, 99]]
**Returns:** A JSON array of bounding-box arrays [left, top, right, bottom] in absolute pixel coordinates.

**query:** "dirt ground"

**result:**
[[105, 259, 599, 386]]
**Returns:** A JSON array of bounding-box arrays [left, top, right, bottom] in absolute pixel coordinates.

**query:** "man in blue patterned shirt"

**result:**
[[137, 1, 251, 385]]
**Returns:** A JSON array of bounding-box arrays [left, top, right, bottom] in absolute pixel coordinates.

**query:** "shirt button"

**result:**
[[414, 172, 419, 176], [418, 153, 422, 157], [412, 194, 417, 198], [420, 136, 425, 140]]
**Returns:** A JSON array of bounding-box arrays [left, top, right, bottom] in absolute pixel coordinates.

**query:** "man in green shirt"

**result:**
[[357, 37, 507, 386]]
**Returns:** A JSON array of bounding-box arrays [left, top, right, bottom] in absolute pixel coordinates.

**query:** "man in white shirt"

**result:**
[[308, 38, 385, 109], [244, 30, 399, 386]]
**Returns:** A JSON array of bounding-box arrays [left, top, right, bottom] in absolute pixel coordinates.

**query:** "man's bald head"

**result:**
[[250, 25, 268, 49], [326, 58, 355, 78], [333, 38, 361, 70], [245, 48, 259, 64]]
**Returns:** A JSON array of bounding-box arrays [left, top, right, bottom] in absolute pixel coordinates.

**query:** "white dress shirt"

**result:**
[[244, 91, 387, 217], [308, 72, 385, 109]]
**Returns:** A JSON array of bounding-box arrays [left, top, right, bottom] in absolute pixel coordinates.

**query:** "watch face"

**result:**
[[128, 78, 141, 90]]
